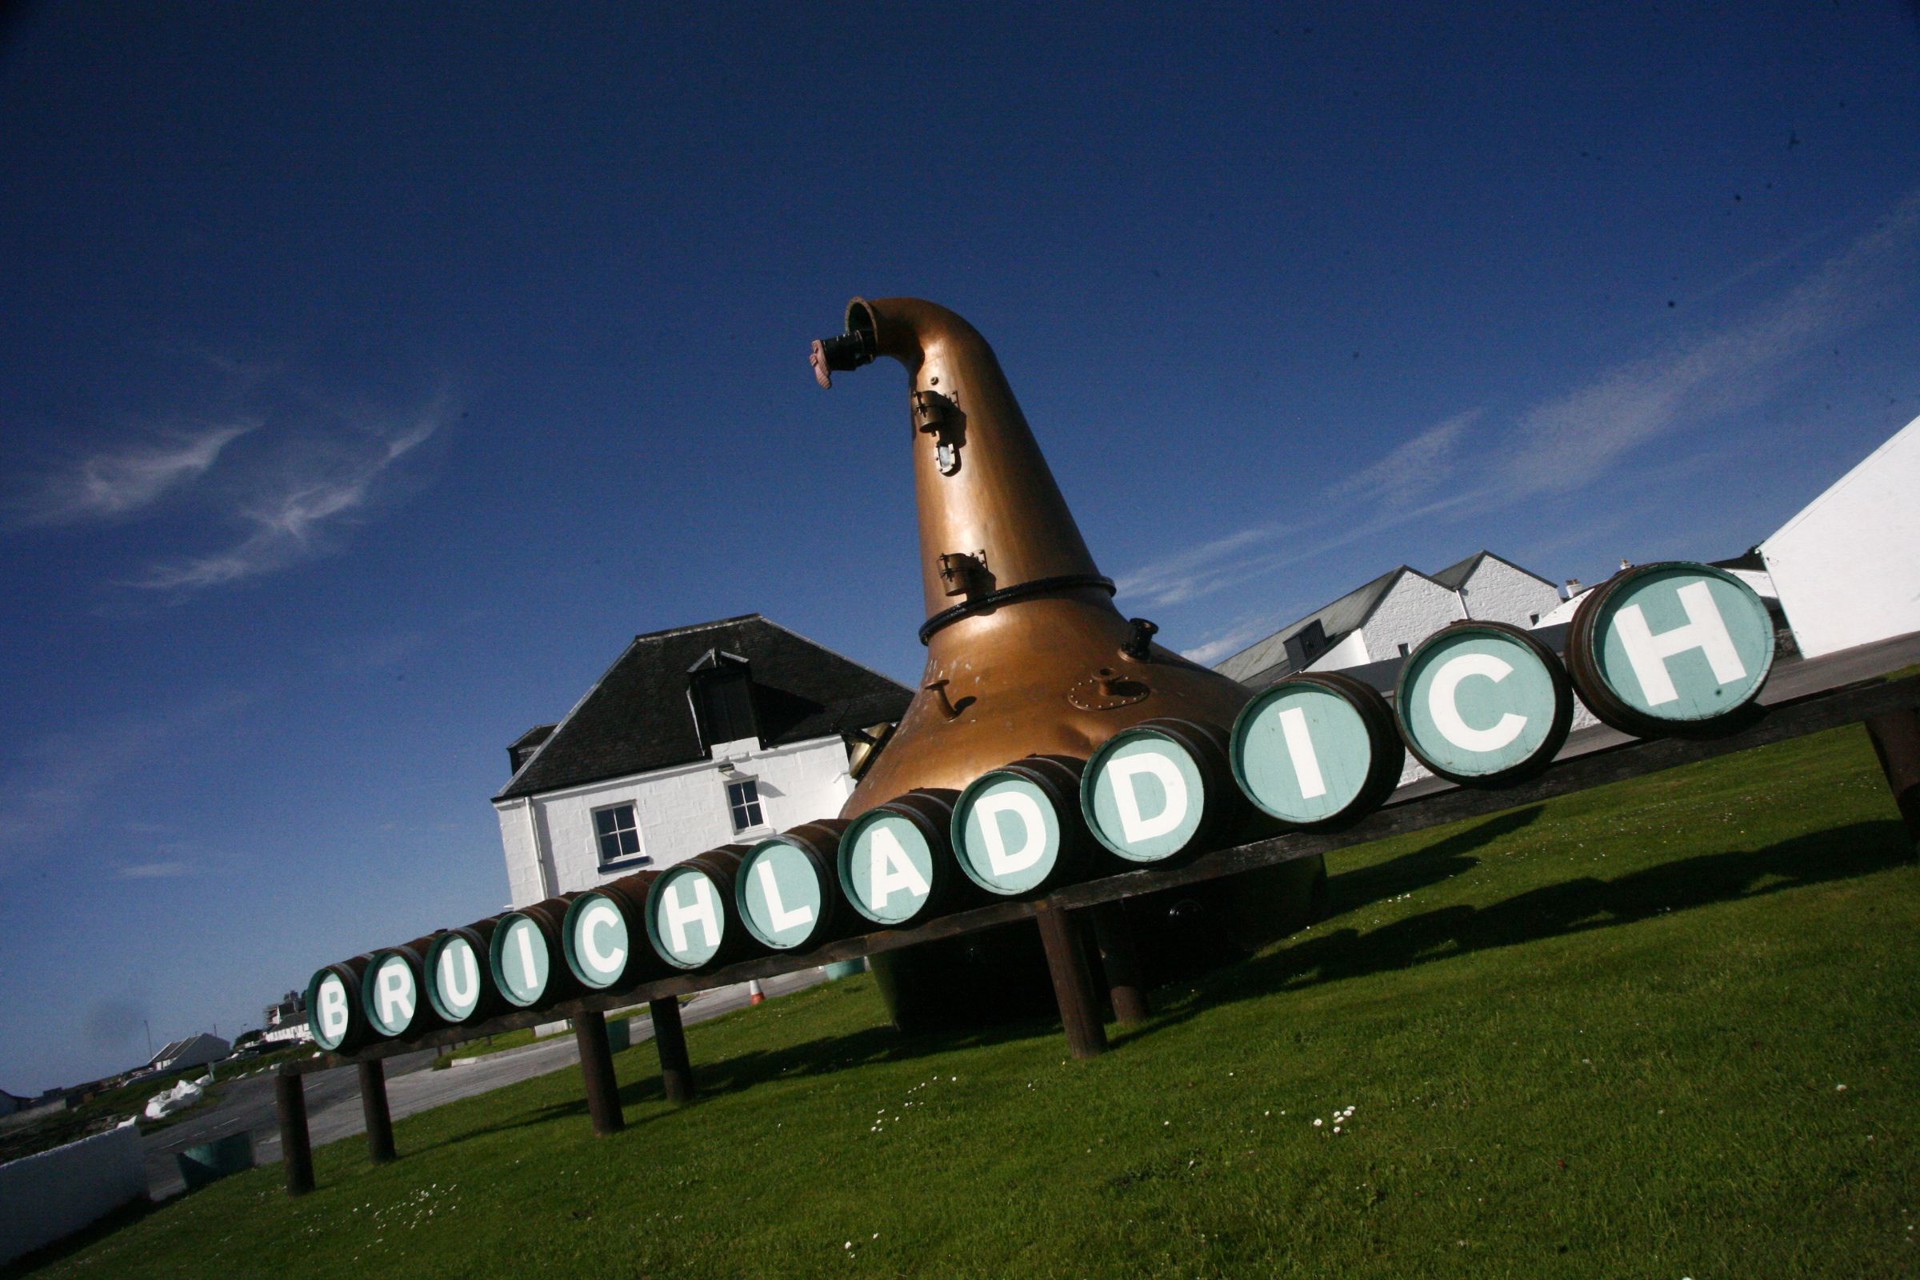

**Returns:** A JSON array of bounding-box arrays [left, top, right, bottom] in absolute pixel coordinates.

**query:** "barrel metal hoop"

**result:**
[[918, 575, 1118, 644]]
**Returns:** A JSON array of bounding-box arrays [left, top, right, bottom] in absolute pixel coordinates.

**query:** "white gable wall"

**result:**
[[494, 734, 857, 908], [1761, 415, 1920, 659], [1358, 574, 1467, 660], [1458, 558, 1562, 628]]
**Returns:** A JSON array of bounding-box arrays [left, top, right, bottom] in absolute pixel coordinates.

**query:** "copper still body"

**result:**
[[813, 297, 1254, 817]]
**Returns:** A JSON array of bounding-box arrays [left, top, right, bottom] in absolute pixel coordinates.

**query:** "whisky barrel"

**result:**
[[425, 916, 503, 1025], [562, 870, 664, 991], [360, 934, 444, 1039], [1081, 718, 1245, 863], [1231, 672, 1404, 827], [838, 789, 972, 926], [736, 818, 854, 951], [1564, 561, 1775, 738], [645, 844, 753, 970], [951, 755, 1094, 898], [489, 893, 583, 1009], [306, 954, 373, 1054], [1396, 621, 1572, 785]]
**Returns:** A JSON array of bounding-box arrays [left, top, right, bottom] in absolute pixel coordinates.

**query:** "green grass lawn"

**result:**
[[21, 725, 1918, 1279]]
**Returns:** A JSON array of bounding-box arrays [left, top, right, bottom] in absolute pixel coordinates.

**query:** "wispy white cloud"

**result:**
[[1326, 410, 1477, 504], [16, 422, 256, 525], [130, 400, 446, 592], [116, 861, 193, 879], [1114, 192, 1920, 613], [1180, 617, 1278, 666]]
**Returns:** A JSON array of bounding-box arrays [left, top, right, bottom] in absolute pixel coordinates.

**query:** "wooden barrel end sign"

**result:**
[[645, 845, 749, 970], [563, 872, 659, 992], [306, 955, 372, 1055], [838, 790, 963, 927], [1231, 673, 1404, 827], [1396, 622, 1573, 786], [489, 896, 579, 1010], [736, 820, 849, 951], [360, 935, 441, 1040], [951, 756, 1090, 898], [1566, 561, 1776, 738], [425, 918, 500, 1025], [1081, 718, 1239, 864]]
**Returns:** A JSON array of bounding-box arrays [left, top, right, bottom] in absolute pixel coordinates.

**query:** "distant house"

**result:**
[[0, 1089, 25, 1119], [261, 991, 311, 1045], [1213, 551, 1562, 689], [492, 614, 913, 907], [1761, 414, 1920, 659], [145, 1033, 228, 1075]]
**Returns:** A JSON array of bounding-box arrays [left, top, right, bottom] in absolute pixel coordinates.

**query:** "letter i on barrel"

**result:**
[[1230, 673, 1404, 825]]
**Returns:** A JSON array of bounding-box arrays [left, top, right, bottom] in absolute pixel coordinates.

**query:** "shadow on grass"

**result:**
[[1161, 817, 1912, 1019], [1319, 805, 1542, 925], [0, 1195, 164, 1279]]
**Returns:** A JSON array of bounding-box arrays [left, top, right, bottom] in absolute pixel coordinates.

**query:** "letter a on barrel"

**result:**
[[838, 790, 962, 926], [1566, 561, 1775, 737], [1397, 622, 1573, 784]]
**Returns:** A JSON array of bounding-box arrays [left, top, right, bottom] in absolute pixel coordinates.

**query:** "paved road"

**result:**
[[145, 969, 827, 1198]]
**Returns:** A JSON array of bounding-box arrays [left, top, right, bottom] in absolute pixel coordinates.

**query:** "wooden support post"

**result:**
[[574, 1011, 625, 1135], [275, 1067, 314, 1197], [650, 996, 697, 1104], [1866, 708, 1920, 855], [357, 1059, 396, 1164], [1090, 902, 1150, 1025], [1036, 905, 1108, 1059]]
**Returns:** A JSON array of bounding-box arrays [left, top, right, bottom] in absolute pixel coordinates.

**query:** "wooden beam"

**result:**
[[1036, 905, 1107, 1059], [650, 997, 696, 1104], [1090, 902, 1149, 1024], [358, 1059, 396, 1164], [1865, 707, 1920, 854], [274, 1067, 314, 1196], [574, 1012, 625, 1135]]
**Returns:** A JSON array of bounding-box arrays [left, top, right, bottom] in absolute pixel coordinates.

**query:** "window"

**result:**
[[592, 803, 644, 866], [726, 778, 764, 832], [1397, 642, 1410, 657]]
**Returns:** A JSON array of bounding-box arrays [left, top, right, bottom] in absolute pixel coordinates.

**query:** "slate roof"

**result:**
[[1431, 549, 1555, 591], [1211, 566, 1408, 685], [493, 614, 914, 802]]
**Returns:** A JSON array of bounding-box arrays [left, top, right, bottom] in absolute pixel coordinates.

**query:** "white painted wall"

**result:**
[[1458, 559, 1563, 628], [0, 1124, 147, 1264], [495, 734, 858, 907], [1305, 628, 1371, 672], [1358, 574, 1467, 661], [1762, 415, 1920, 659]]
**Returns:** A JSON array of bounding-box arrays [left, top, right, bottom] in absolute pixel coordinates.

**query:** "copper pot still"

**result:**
[[813, 297, 1254, 817], [812, 298, 1322, 1029]]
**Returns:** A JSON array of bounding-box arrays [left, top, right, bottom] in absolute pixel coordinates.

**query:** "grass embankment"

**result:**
[[24, 726, 1919, 1279]]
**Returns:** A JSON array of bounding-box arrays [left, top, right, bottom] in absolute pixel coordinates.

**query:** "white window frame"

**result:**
[[591, 802, 648, 869], [725, 777, 766, 834]]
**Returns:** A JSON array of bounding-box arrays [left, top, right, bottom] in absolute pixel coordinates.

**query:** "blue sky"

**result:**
[[2, 3, 1915, 1093]]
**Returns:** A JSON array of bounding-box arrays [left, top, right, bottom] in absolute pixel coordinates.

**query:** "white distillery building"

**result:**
[[1214, 550, 1565, 688], [492, 615, 913, 907], [1761, 413, 1920, 660]]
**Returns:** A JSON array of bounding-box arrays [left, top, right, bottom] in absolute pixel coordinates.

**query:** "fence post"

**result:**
[[1090, 902, 1150, 1025], [275, 1067, 314, 1196], [1036, 904, 1108, 1059], [357, 1059, 396, 1164], [650, 997, 697, 1104], [574, 1011, 626, 1135], [1865, 707, 1920, 855]]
